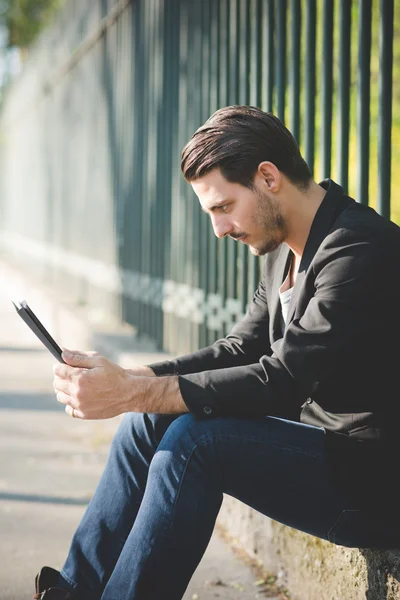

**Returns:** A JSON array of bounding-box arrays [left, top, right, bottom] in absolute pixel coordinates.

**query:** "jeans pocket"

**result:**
[[327, 509, 400, 549]]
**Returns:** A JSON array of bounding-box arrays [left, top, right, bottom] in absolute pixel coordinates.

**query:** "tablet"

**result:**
[[12, 300, 66, 363]]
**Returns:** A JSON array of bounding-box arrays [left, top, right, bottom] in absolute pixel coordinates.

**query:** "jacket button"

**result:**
[[203, 405, 213, 415], [306, 398, 313, 405]]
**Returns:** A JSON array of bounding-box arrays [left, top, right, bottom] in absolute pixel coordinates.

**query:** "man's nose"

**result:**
[[211, 216, 233, 239]]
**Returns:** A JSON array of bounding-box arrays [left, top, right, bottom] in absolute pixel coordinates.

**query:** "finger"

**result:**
[[53, 363, 80, 381], [61, 347, 100, 357], [65, 405, 84, 420], [55, 390, 74, 406], [61, 350, 104, 369], [54, 376, 76, 396]]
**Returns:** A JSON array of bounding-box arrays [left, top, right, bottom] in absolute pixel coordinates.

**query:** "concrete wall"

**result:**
[[2, 257, 400, 600], [219, 496, 400, 600]]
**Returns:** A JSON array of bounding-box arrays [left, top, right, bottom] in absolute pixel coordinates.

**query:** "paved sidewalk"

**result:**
[[0, 282, 275, 600]]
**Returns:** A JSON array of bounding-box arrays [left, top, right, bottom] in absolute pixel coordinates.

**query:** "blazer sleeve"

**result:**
[[148, 275, 271, 377], [177, 230, 394, 420]]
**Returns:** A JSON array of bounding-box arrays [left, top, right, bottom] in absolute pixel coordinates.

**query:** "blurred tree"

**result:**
[[0, 0, 63, 48]]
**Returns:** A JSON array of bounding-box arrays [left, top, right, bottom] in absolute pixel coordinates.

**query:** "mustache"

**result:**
[[229, 233, 247, 240]]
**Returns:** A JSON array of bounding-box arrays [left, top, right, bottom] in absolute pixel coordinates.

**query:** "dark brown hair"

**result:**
[[181, 105, 312, 189]]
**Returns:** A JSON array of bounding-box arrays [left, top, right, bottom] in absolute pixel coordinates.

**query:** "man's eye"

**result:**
[[220, 205, 228, 213]]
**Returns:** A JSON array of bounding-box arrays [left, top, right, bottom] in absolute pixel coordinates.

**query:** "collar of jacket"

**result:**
[[269, 179, 354, 338]]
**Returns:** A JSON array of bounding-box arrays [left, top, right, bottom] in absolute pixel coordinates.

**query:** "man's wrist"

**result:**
[[151, 375, 188, 414], [126, 365, 156, 377], [123, 372, 188, 415]]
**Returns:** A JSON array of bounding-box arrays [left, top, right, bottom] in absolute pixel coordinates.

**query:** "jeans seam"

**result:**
[[327, 509, 359, 543], [126, 434, 217, 587], [169, 433, 216, 524], [59, 569, 97, 599], [209, 432, 323, 461], [59, 570, 77, 589], [167, 431, 322, 529]]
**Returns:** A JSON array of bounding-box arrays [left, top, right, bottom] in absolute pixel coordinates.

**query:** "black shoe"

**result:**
[[34, 566, 79, 599]]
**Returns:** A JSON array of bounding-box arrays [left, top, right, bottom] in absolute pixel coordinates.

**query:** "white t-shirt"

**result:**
[[279, 266, 294, 332]]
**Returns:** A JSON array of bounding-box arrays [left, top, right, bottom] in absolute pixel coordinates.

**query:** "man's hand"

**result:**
[[53, 349, 149, 420], [53, 348, 187, 420]]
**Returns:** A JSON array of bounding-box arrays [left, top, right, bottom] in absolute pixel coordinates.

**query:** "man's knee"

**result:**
[[148, 413, 222, 485], [111, 412, 179, 454], [155, 413, 216, 456]]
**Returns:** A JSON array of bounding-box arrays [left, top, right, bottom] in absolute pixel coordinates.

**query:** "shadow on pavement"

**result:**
[[0, 491, 90, 506], [0, 392, 63, 412], [0, 346, 47, 354]]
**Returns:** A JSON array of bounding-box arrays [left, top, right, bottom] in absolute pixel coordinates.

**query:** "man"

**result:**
[[35, 106, 400, 600]]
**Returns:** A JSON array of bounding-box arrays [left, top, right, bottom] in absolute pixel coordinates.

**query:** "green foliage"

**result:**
[[0, 0, 63, 48]]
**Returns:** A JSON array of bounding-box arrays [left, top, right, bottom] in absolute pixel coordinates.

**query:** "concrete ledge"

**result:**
[[219, 497, 400, 599], [1, 258, 400, 599]]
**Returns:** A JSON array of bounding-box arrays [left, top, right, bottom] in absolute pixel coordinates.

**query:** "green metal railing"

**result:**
[[0, 0, 397, 355]]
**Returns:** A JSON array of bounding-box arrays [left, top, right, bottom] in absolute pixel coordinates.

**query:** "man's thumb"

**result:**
[[61, 348, 101, 368]]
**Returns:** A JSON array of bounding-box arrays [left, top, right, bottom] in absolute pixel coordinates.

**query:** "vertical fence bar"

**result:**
[[168, 0, 182, 351], [356, 0, 372, 205], [238, 0, 250, 320], [337, 0, 351, 193], [264, 0, 275, 112], [320, 0, 334, 179], [305, 0, 316, 173], [218, 0, 230, 340], [250, 0, 262, 108], [290, 0, 301, 142], [229, 0, 240, 104], [225, 0, 239, 336], [239, 0, 251, 106], [139, 0, 148, 338], [198, 0, 210, 350], [187, 0, 201, 351], [138, 0, 147, 334], [156, 0, 165, 347], [175, 0, 189, 353], [377, 0, 394, 219], [276, 0, 287, 122], [158, 0, 168, 349], [207, 0, 220, 345], [150, 0, 160, 344], [249, 0, 263, 307], [158, 0, 175, 350], [133, 0, 144, 330], [163, 0, 171, 351], [191, 0, 202, 351], [150, 0, 158, 342], [145, 0, 154, 342]]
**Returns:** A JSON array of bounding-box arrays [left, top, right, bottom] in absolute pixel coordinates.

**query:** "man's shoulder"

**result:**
[[339, 201, 400, 235], [323, 202, 400, 255], [314, 205, 400, 282]]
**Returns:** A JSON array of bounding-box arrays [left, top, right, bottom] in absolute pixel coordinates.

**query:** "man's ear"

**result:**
[[257, 161, 281, 193]]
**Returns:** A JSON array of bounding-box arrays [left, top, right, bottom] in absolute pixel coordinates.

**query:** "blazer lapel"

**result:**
[[269, 243, 291, 342], [284, 179, 354, 327], [285, 267, 305, 326]]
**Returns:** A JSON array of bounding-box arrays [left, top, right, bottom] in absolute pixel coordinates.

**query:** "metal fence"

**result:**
[[0, 0, 397, 355]]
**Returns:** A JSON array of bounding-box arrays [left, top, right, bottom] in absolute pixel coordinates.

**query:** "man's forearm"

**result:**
[[126, 365, 156, 377], [124, 373, 189, 415]]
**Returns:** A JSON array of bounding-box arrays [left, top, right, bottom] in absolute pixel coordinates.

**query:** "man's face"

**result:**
[[191, 169, 287, 256]]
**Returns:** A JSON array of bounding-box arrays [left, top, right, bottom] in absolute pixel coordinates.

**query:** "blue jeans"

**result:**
[[58, 413, 397, 599]]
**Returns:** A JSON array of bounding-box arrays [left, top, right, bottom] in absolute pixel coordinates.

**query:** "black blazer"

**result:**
[[150, 180, 400, 455]]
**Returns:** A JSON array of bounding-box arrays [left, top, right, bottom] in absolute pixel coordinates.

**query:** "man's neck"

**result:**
[[283, 181, 326, 262]]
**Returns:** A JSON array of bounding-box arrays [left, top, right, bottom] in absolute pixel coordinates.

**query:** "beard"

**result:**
[[248, 189, 287, 256]]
